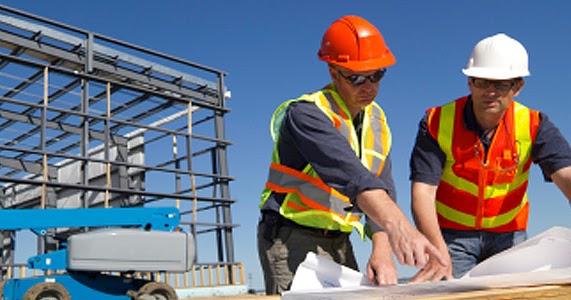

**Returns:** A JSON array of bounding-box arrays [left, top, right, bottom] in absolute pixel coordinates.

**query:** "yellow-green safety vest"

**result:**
[[260, 86, 391, 238]]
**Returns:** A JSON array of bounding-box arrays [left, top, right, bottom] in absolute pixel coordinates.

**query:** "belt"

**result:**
[[261, 210, 348, 238]]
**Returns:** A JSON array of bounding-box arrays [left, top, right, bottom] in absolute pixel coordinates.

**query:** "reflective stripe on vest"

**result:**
[[266, 162, 360, 223], [261, 86, 391, 237], [428, 96, 539, 231]]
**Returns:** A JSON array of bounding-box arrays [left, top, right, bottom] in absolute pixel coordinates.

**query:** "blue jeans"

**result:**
[[441, 229, 527, 278]]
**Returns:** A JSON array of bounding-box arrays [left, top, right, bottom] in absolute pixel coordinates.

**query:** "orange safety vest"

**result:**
[[427, 96, 540, 232], [260, 85, 391, 238]]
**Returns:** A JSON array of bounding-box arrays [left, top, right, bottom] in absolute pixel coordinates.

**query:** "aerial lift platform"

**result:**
[[0, 207, 194, 300]]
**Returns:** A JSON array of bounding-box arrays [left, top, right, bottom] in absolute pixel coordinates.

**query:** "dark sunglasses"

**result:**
[[470, 77, 519, 91], [336, 68, 387, 86]]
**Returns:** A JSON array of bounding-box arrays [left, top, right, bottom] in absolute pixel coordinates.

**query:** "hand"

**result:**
[[355, 190, 448, 270], [409, 250, 453, 283], [367, 232, 398, 285], [385, 220, 448, 270]]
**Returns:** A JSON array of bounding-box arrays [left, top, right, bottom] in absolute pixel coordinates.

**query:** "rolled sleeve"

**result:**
[[532, 113, 571, 181], [409, 114, 446, 185]]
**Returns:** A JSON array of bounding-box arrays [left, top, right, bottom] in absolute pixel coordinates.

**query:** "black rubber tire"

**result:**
[[137, 282, 177, 300], [23, 282, 71, 300]]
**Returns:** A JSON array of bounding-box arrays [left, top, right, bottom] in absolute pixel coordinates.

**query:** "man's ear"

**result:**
[[513, 79, 525, 97], [328, 65, 336, 78]]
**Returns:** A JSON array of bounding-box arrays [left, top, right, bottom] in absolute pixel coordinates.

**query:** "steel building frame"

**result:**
[[0, 5, 236, 281]]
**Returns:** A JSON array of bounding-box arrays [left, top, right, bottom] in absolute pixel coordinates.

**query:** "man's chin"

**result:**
[[359, 99, 374, 106]]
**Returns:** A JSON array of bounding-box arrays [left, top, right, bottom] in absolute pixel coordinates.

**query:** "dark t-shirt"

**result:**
[[410, 96, 571, 185]]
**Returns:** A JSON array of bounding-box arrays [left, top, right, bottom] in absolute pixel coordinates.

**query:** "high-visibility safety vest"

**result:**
[[426, 96, 540, 232], [260, 86, 392, 238]]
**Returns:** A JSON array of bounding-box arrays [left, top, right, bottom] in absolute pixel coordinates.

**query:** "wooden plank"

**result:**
[[413, 283, 571, 300], [181, 282, 571, 300]]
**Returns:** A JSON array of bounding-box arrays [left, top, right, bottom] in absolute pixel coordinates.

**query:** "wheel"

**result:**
[[136, 282, 177, 300], [23, 282, 70, 300]]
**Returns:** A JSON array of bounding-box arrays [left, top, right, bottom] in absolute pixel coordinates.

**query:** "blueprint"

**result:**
[[282, 226, 571, 300]]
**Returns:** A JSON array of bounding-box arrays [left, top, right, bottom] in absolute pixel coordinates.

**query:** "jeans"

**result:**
[[442, 229, 527, 278]]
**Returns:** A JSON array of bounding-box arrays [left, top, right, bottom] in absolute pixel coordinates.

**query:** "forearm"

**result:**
[[356, 188, 447, 268], [371, 231, 393, 257], [551, 166, 571, 205], [411, 181, 447, 250], [408, 181, 453, 282], [356, 189, 408, 234]]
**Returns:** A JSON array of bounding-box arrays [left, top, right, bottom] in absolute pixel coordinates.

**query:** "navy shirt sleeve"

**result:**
[[268, 100, 397, 235], [280, 101, 396, 201], [532, 113, 571, 181], [409, 112, 445, 185]]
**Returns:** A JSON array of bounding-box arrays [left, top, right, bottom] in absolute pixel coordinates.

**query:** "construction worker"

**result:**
[[409, 33, 571, 282], [257, 15, 446, 295]]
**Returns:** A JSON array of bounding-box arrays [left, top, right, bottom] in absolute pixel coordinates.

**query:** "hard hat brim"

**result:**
[[325, 55, 396, 72], [462, 68, 530, 80]]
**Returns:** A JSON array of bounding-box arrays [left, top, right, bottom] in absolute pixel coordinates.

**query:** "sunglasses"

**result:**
[[470, 78, 519, 91], [336, 68, 386, 86]]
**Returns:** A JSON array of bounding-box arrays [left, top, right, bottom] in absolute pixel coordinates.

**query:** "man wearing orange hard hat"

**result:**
[[257, 15, 446, 295]]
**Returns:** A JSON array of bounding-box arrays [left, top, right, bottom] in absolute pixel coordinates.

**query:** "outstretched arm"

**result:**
[[356, 189, 447, 270], [408, 181, 453, 282]]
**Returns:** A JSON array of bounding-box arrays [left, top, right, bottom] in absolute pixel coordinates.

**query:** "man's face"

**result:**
[[330, 66, 384, 117], [468, 77, 524, 117]]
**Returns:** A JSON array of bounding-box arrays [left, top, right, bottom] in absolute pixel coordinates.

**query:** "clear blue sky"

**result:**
[[2, 0, 570, 290]]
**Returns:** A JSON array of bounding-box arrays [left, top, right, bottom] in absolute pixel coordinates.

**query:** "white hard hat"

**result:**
[[462, 33, 530, 80]]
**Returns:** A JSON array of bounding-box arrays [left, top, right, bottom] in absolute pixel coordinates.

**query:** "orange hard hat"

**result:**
[[318, 15, 396, 71]]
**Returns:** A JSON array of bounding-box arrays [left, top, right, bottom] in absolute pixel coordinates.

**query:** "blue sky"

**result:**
[[2, 0, 571, 290]]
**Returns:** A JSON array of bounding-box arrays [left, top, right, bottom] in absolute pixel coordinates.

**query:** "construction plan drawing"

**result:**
[[282, 226, 571, 300]]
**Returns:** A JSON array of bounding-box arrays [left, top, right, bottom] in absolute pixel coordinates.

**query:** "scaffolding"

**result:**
[[0, 5, 238, 285]]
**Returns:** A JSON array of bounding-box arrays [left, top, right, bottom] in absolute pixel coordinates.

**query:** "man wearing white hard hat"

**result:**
[[408, 33, 571, 281]]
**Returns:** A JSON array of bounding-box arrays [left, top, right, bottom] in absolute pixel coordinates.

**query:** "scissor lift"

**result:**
[[0, 207, 194, 300]]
